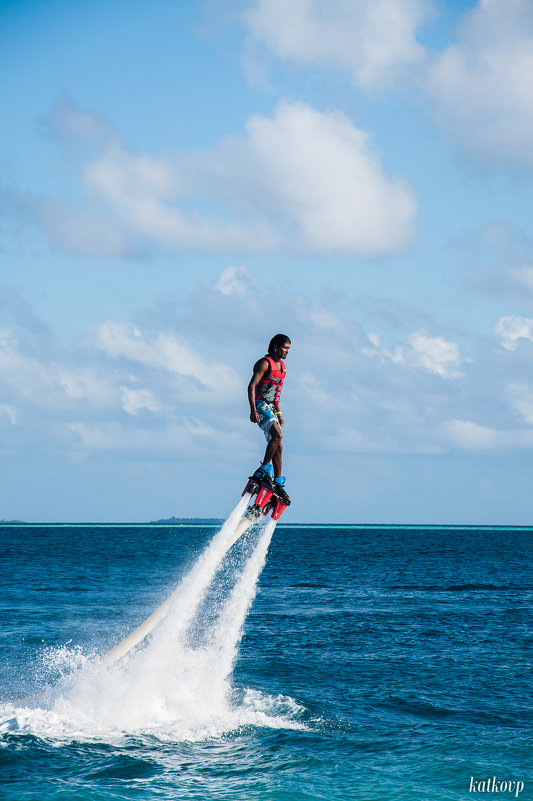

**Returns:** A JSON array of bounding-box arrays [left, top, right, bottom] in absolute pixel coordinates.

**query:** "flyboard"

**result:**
[[100, 474, 290, 666]]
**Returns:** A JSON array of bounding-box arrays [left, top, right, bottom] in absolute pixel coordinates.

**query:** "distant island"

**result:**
[[148, 516, 224, 525], [0, 517, 224, 526]]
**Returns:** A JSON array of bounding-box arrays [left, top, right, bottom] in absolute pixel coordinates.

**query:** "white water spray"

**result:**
[[210, 518, 276, 683], [102, 495, 252, 665], [0, 503, 303, 741]]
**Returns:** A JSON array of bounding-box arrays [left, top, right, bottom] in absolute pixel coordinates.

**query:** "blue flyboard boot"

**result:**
[[252, 463, 274, 489], [273, 475, 290, 504]]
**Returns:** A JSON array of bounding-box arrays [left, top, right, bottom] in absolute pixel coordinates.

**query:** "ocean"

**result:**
[[0, 509, 531, 800]]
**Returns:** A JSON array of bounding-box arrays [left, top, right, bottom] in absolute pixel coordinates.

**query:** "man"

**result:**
[[248, 334, 291, 503]]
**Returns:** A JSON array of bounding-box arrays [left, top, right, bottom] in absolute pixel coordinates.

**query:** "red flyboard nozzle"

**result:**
[[270, 498, 288, 520], [242, 477, 256, 497], [255, 485, 274, 508]]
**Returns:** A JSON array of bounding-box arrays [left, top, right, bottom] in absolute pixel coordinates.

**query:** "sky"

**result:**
[[2, 0, 533, 524]]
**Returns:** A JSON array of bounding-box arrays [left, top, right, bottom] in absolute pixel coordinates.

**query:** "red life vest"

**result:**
[[256, 356, 286, 405]]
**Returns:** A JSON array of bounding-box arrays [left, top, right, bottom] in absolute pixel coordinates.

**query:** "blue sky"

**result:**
[[2, 0, 533, 523]]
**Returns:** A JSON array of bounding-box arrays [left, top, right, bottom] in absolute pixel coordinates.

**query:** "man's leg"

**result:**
[[262, 422, 283, 477]]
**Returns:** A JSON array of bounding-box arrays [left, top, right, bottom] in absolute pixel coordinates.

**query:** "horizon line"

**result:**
[[1, 521, 532, 530]]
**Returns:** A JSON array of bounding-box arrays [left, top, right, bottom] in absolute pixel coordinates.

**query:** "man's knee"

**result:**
[[269, 423, 283, 442]]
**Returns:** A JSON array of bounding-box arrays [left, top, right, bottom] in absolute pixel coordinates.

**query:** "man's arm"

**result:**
[[248, 358, 269, 423]]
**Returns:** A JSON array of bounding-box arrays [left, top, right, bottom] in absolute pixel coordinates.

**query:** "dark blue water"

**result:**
[[1, 523, 531, 800]]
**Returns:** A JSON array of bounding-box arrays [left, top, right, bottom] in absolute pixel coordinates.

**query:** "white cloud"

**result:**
[[67, 419, 239, 454], [507, 383, 533, 425], [243, 0, 429, 88], [290, 296, 346, 334], [0, 404, 17, 425], [55, 366, 115, 406], [0, 325, 163, 417], [120, 387, 162, 416], [495, 315, 533, 350], [91, 322, 242, 400], [364, 328, 466, 378], [243, 1, 533, 170], [445, 418, 533, 450], [424, 0, 533, 167], [215, 266, 254, 296], [445, 419, 497, 449], [34, 97, 417, 258], [217, 101, 417, 255], [403, 330, 466, 378], [0, 327, 116, 408], [84, 146, 266, 253]]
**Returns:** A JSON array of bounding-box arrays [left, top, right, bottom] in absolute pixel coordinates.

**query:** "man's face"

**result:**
[[277, 341, 291, 360]]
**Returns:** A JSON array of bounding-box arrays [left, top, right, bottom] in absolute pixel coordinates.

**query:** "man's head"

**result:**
[[268, 334, 291, 359]]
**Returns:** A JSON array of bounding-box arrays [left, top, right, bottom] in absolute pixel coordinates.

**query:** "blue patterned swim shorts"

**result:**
[[255, 401, 279, 441]]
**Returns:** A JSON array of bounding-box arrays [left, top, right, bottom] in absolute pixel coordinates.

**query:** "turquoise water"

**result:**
[[0, 516, 531, 799]]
